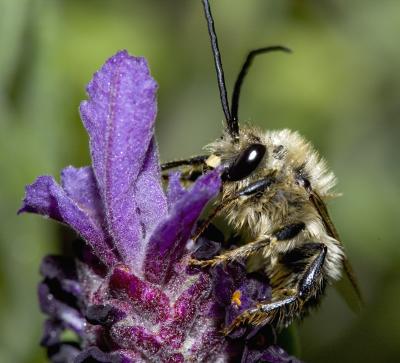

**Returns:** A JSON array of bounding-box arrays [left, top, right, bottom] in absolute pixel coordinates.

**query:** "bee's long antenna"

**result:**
[[202, 0, 238, 139], [231, 46, 292, 124]]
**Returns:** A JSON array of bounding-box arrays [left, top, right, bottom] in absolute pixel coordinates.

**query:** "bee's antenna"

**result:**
[[231, 46, 292, 124], [202, 0, 238, 139]]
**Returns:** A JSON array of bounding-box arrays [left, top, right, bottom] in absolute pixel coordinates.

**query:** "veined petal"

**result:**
[[135, 139, 168, 240], [61, 166, 106, 231], [166, 172, 186, 207], [80, 50, 163, 265], [19, 176, 117, 266], [143, 170, 221, 285]]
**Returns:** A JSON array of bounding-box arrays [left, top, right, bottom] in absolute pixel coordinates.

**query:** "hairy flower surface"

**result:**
[[20, 51, 302, 363]]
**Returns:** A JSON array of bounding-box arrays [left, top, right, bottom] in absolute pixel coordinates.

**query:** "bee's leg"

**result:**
[[189, 238, 270, 267], [297, 244, 327, 299], [162, 170, 204, 183], [224, 243, 327, 334], [190, 222, 306, 267], [192, 176, 280, 245], [161, 155, 208, 171], [162, 155, 210, 185]]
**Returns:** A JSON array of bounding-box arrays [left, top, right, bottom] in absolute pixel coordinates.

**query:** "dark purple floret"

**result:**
[[20, 50, 302, 362], [211, 262, 272, 339], [243, 345, 304, 363]]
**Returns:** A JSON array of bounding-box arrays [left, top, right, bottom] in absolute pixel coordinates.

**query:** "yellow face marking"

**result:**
[[206, 154, 221, 168], [231, 289, 242, 307]]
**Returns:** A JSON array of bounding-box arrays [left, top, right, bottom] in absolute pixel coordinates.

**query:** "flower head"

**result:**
[[20, 51, 302, 362]]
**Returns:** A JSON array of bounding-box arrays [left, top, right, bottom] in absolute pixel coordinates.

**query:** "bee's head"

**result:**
[[205, 127, 269, 183]]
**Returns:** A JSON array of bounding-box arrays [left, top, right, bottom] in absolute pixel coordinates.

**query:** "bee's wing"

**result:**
[[310, 192, 363, 312]]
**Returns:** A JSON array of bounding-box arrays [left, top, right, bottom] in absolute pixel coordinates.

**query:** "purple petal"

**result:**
[[19, 176, 117, 266], [166, 172, 186, 207], [80, 50, 161, 265], [135, 139, 168, 240], [47, 343, 81, 363], [75, 347, 134, 363], [38, 283, 85, 335], [259, 345, 304, 363], [40, 255, 82, 298], [212, 263, 245, 306], [227, 271, 271, 325], [40, 319, 64, 347], [61, 166, 106, 231], [143, 170, 221, 285]]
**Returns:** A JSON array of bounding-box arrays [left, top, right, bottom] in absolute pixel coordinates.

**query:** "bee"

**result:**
[[162, 0, 362, 334]]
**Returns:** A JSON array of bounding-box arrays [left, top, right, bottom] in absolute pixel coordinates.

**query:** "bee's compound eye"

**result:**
[[223, 143, 267, 181]]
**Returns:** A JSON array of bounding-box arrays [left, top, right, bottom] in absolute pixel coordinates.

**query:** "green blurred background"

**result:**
[[1, 0, 400, 362]]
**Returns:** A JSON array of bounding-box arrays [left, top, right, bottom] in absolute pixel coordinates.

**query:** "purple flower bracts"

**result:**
[[80, 51, 167, 266]]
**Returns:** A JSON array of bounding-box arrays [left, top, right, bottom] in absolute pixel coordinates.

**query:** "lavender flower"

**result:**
[[20, 51, 302, 363]]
